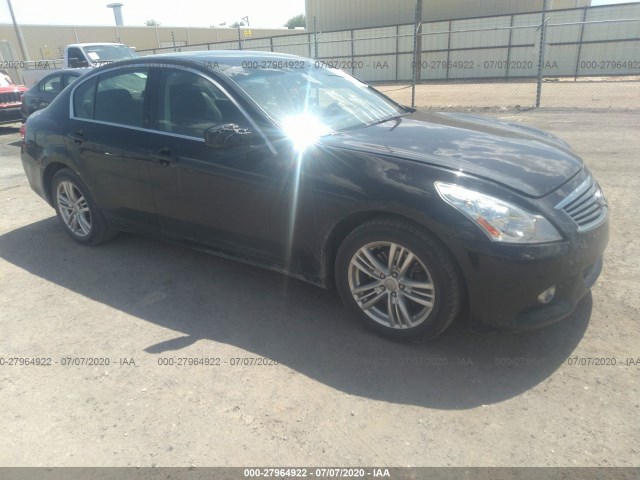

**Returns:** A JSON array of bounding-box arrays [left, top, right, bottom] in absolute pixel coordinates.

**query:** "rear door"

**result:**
[[65, 67, 160, 233]]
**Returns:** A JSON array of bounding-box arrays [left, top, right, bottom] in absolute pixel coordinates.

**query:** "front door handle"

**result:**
[[150, 147, 176, 166]]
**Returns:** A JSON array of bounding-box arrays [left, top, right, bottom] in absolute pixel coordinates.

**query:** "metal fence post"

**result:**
[[574, 7, 588, 81], [535, 0, 549, 108], [505, 15, 514, 79], [313, 16, 319, 59], [395, 25, 400, 82], [350, 29, 355, 76], [445, 20, 452, 81], [411, 0, 423, 108]]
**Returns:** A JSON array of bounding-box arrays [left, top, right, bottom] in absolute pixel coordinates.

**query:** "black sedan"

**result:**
[[20, 51, 609, 340], [21, 69, 85, 120]]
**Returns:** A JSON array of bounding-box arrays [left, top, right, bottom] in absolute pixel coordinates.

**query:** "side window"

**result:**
[[73, 76, 98, 119], [67, 47, 89, 68], [94, 69, 148, 127], [156, 69, 247, 138], [40, 74, 62, 93], [64, 74, 80, 88]]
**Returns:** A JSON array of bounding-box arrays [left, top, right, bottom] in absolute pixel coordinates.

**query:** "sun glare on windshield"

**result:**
[[281, 112, 331, 151]]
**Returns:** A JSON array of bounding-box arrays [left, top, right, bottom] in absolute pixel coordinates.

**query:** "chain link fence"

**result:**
[[136, 1, 640, 111]]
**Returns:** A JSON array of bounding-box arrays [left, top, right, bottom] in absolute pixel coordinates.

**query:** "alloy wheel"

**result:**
[[56, 180, 92, 238], [347, 241, 435, 329]]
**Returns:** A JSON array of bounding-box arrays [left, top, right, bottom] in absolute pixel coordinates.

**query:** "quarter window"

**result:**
[[73, 76, 98, 120]]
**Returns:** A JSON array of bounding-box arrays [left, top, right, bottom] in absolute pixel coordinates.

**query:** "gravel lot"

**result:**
[[378, 80, 640, 109], [0, 109, 638, 468]]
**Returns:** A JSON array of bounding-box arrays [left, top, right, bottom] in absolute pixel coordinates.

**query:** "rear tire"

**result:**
[[335, 218, 462, 340], [52, 169, 117, 246]]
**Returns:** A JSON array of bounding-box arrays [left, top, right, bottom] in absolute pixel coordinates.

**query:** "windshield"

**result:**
[[82, 45, 137, 64], [225, 63, 406, 132]]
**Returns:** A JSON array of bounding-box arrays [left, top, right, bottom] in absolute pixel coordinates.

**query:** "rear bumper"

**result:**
[[444, 216, 609, 332], [21, 148, 48, 203]]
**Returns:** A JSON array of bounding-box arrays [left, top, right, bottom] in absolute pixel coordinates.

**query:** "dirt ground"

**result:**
[[377, 80, 640, 109], [0, 109, 639, 468]]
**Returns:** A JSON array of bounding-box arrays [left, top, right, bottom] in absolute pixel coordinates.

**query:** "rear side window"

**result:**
[[72, 68, 148, 127], [95, 69, 148, 128], [40, 74, 62, 93], [64, 74, 80, 88]]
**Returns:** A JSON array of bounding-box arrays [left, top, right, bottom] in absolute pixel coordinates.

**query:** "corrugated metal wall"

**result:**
[[305, 0, 591, 32], [287, 3, 639, 81]]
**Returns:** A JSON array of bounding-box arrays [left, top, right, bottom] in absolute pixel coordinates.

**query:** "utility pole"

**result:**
[[6, 0, 29, 60]]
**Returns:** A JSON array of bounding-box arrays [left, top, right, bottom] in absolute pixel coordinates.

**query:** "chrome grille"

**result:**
[[556, 176, 607, 230], [0, 92, 21, 104]]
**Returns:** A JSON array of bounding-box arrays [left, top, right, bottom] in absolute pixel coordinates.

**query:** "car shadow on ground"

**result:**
[[0, 125, 20, 134], [0, 125, 21, 147], [0, 218, 592, 409]]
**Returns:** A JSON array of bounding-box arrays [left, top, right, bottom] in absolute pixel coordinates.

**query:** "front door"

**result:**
[[146, 68, 292, 264]]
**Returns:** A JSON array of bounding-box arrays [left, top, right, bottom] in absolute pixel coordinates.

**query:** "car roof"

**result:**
[[68, 43, 128, 48], [37, 69, 86, 82], [135, 50, 307, 67]]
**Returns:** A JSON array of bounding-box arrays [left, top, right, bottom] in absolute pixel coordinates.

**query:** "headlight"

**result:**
[[435, 182, 562, 244]]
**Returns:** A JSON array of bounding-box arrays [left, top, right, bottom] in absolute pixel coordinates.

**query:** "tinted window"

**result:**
[[64, 74, 80, 88], [73, 76, 98, 119], [67, 47, 88, 68], [40, 74, 63, 93], [94, 69, 148, 127], [156, 69, 246, 138], [72, 69, 148, 126]]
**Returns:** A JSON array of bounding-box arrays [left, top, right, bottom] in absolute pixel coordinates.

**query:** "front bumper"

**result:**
[[444, 216, 609, 332], [0, 105, 22, 124]]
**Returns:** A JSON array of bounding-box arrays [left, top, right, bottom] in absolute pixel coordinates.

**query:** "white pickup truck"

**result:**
[[21, 43, 137, 87]]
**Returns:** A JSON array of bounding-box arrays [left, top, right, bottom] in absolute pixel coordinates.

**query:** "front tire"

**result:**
[[52, 169, 116, 245], [335, 218, 462, 340]]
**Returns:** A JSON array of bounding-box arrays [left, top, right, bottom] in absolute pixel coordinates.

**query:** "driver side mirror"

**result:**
[[204, 123, 253, 148]]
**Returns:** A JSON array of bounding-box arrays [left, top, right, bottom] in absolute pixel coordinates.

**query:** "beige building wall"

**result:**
[[305, 0, 591, 32], [0, 24, 304, 60]]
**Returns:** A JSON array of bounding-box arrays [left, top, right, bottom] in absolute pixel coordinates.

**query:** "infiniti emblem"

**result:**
[[594, 189, 607, 207]]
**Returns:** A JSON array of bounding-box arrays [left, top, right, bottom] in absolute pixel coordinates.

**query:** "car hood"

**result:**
[[319, 111, 583, 198]]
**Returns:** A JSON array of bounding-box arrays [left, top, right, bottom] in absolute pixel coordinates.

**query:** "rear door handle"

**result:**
[[150, 147, 176, 166], [68, 130, 84, 144]]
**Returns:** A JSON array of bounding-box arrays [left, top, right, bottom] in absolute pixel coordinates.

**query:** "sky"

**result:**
[[0, 0, 634, 29], [0, 0, 307, 28]]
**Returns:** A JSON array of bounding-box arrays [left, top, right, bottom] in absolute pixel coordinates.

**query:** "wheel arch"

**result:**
[[42, 162, 74, 206], [321, 210, 468, 303]]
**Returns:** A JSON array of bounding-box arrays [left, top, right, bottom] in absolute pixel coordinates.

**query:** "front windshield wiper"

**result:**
[[365, 112, 410, 128]]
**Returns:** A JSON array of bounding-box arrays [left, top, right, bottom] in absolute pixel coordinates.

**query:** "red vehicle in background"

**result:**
[[0, 71, 28, 125]]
